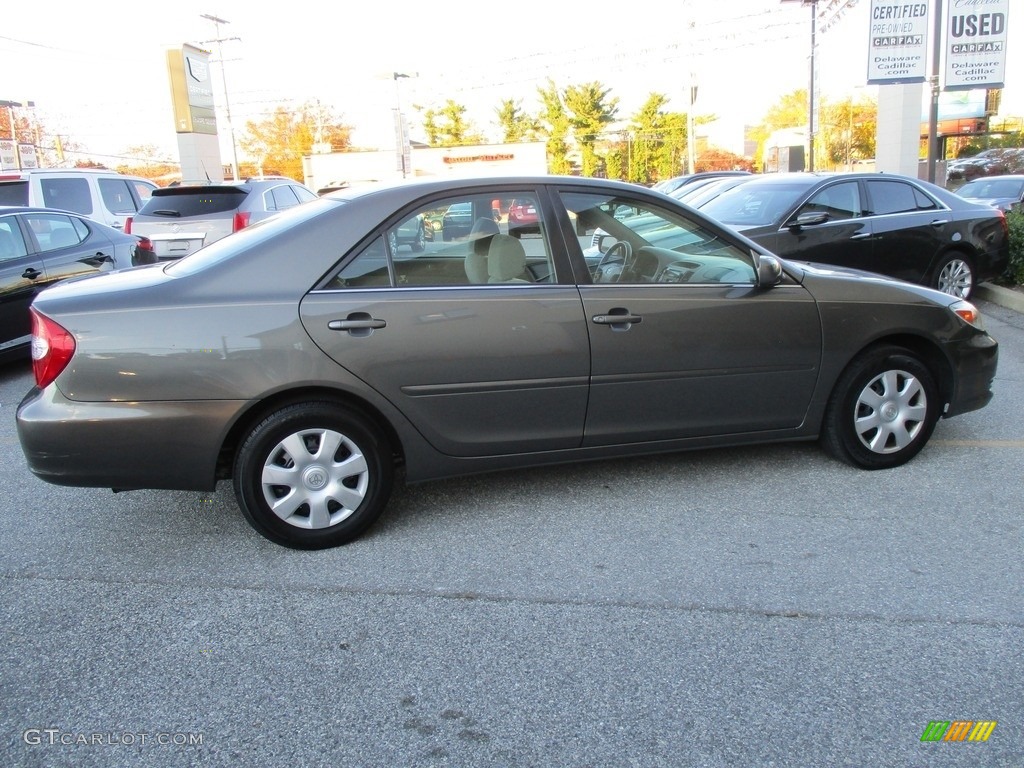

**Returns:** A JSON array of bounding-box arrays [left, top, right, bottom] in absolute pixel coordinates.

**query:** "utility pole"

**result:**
[[201, 14, 241, 181], [925, 0, 944, 184]]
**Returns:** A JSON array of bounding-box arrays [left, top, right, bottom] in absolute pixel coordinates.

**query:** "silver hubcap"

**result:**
[[261, 429, 369, 529], [854, 369, 927, 454], [937, 259, 972, 298]]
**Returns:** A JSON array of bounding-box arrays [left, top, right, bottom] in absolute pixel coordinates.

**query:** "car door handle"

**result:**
[[22, 267, 42, 280], [592, 309, 642, 330], [849, 231, 871, 240], [930, 219, 951, 227], [328, 314, 386, 336]]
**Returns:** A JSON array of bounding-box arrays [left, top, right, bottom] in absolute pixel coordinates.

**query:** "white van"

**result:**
[[0, 168, 158, 230]]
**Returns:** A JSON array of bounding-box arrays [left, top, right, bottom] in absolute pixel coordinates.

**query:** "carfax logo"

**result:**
[[920, 720, 997, 742]]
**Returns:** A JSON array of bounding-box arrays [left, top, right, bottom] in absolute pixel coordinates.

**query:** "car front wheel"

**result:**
[[933, 253, 974, 299], [233, 403, 394, 549], [821, 346, 940, 470]]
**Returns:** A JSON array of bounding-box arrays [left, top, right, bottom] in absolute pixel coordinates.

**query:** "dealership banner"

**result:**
[[867, 0, 930, 84], [944, 0, 1009, 90]]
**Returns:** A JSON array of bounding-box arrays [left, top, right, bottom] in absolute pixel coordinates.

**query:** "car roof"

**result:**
[[0, 205, 89, 216], [326, 174, 668, 204]]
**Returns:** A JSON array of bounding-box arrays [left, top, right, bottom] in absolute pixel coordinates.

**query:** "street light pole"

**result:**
[[201, 14, 241, 181], [781, 0, 819, 172], [393, 72, 414, 178]]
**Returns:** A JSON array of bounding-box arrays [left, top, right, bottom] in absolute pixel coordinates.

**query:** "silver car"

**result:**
[[126, 177, 318, 260], [17, 176, 998, 549]]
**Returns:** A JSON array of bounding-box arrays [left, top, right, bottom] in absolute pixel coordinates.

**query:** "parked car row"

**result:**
[[0, 206, 154, 362], [15, 175, 998, 550], [126, 177, 318, 260], [695, 172, 1009, 299], [946, 147, 1024, 187]]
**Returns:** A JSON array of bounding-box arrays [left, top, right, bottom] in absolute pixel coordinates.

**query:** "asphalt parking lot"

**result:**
[[2, 299, 1022, 767]]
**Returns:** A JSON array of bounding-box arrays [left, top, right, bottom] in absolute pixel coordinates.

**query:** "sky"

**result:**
[[1, 0, 1021, 167]]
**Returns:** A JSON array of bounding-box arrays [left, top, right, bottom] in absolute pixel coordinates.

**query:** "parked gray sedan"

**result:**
[[16, 176, 998, 549]]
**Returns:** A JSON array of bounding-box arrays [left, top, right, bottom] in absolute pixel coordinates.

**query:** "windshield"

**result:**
[[700, 182, 810, 227], [958, 179, 1024, 199]]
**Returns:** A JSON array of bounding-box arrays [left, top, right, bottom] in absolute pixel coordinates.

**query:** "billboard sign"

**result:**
[[166, 44, 218, 135], [867, 0, 930, 84], [944, 0, 1009, 90]]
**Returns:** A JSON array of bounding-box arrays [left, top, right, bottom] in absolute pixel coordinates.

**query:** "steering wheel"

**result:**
[[595, 240, 633, 282]]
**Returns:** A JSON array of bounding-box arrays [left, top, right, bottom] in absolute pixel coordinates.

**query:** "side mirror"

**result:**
[[789, 211, 829, 230], [756, 254, 783, 288]]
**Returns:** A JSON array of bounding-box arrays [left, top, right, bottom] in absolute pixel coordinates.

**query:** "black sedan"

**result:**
[[16, 176, 997, 549], [1, 206, 154, 363], [698, 172, 1009, 299]]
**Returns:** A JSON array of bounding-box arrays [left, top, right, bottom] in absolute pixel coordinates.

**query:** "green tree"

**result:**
[[239, 101, 351, 181], [627, 93, 694, 184], [495, 98, 541, 143], [563, 81, 619, 177], [537, 79, 572, 175], [818, 97, 877, 170], [422, 100, 483, 147]]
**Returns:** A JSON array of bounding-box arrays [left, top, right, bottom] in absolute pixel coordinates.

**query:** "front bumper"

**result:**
[[943, 331, 998, 418]]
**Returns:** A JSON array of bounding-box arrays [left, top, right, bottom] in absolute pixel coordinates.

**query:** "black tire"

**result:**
[[233, 402, 393, 549], [821, 346, 940, 470], [932, 252, 974, 299]]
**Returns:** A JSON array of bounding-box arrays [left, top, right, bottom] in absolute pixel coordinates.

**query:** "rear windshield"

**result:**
[[0, 181, 29, 206], [138, 187, 248, 217]]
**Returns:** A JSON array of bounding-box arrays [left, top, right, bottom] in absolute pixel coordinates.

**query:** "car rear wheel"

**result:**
[[933, 253, 974, 299], [821, 346, 939, 470], [233, 403, 393, 549]]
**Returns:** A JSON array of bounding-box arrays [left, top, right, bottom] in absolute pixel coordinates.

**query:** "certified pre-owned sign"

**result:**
[[944, 0, 1010, 90], [867, 1, 930, 84]]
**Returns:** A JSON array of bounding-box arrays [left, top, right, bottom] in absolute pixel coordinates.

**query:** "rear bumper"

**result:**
[[16, 386, 245, 491]]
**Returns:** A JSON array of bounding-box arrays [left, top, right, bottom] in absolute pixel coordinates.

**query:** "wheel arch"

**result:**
[[215, 386, 406, 481], [846, 333, 955, 409]]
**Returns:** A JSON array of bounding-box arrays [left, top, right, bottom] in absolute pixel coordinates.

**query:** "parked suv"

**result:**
[[126, 177, 318, 260], [0, 168, 157, 230]]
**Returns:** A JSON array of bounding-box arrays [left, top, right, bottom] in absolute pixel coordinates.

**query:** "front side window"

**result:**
[[560, 191, 756, 285], [796, 181, 861, 221], [327, 192, 554, 289], [0, 216, 29, 261]]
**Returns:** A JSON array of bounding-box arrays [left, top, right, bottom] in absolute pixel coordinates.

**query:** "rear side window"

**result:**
[[98, 178, 141, 214], [267, 185, 300, 211], [40, 178, 93, 215], [0, 181, 30, 206], [866, 180, 939, 215], [138, 188, 248, 217], [26, 213, 86, 252]]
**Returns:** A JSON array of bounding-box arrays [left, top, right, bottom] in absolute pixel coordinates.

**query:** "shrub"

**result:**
[[1004, 209, 1024, 286]]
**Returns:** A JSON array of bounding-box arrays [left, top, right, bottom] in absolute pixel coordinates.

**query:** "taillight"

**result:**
[[137, 235, 153, 250], [124, 216, 133, 234], [30, 308, 76, 388], [233, 211, 251, 232]]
